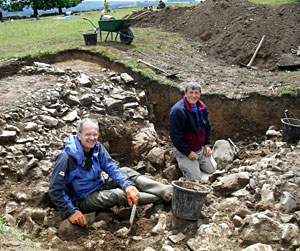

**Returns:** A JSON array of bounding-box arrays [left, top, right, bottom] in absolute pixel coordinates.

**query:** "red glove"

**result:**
[[126, 186, 140, 207], [69, 211, 87, 227]]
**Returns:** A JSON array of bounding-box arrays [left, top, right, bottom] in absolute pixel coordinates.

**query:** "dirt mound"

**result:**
[[135, 0, 300, 70]]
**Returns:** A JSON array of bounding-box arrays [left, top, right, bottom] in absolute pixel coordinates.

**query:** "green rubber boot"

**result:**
[[138, 192, 161, 204], [134, 176, 173, 204]]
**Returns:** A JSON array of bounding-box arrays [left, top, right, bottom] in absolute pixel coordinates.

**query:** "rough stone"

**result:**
[[62, 110, 78, 122], [77, 73, 92, 87], [64, 94, 80, 106], [280, 223, 299, 242], [0, 130, 17, 143], [105, 98, 124, 116], [242, 243, 273, 251], [80, 93, 94, 106], [120, 73, 134, 84], [146, 147, 165, 166], [212, 172, 250, 192], [280, 191, 297, 213], [39, 115, 58, 128], [242, 213, 281, 244], [132, 123, 158, 155], [169, 233, 185, 243], [24, 122, 38, 131], [5, 125, 20, 133], [212, 139, 235, 168], [151, 213, 167, 234], [260, 184, 275, 203]]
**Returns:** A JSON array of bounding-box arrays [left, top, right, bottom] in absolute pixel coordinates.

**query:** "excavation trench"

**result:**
[[1, 49, 300, 145], [1, 49, 300, 251]]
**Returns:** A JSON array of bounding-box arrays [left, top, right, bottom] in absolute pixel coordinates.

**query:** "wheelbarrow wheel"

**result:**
[[120, 28, 134, 45]]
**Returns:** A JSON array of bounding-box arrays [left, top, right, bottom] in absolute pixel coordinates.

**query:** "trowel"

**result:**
[[228, 138, 248, 159], [129, 203, 137, 226], [127, 203, 137, 235]]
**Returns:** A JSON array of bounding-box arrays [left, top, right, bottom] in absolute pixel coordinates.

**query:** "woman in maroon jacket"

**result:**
[[169, 82, 217, 180]]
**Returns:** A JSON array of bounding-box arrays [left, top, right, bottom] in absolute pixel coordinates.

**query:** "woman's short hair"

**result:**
[[185, 82, 202, 93]]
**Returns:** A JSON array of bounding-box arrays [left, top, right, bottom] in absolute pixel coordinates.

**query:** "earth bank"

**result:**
[[134, 0, 300, 71]]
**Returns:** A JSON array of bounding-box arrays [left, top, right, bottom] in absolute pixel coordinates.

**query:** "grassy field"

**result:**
[[0, 1, 297, 61], [0, 6, 142, 59], [0, 4, 196, 60]]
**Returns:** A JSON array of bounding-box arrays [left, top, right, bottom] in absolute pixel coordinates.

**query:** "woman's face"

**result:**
[[185, 88, 201, 106]]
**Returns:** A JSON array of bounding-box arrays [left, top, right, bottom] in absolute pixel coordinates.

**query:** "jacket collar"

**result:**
[[65, 135, 99, 165], [184, 96, 206, 112]]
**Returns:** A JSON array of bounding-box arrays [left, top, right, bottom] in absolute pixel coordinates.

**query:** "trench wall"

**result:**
[[1, 49, 299, 142]]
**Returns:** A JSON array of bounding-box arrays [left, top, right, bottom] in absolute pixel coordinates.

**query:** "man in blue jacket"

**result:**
[[49, 118, 172, 227], [169, 82, 217, 181]]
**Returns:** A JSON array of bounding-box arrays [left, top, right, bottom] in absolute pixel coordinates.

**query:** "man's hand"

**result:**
[[69, 210, 87, 227], [204, 145, 212, 157], [126, 186, 140, 207], [188, 151, 199, 160]]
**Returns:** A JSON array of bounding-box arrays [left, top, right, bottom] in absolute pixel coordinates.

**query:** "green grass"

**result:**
[[0, 14, 91, 58], [279, 86, 296, 96], [0, 216, 47, 251], [250, 0, 298, 5], [0, 7, 153, 59], [206, 90, 228, 96]]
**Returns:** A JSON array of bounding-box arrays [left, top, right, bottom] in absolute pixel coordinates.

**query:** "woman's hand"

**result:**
[[188, 151, 199, 160], [204, 145, 212, 157]]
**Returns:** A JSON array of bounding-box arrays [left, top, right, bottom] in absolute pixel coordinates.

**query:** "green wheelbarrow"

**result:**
[[83, 17, 136, 45]]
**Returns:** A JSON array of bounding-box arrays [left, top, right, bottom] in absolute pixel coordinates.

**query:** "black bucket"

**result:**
[[171, 180, 212, 220], [83, 33, 97, 46], [281, 118, 300, 143]]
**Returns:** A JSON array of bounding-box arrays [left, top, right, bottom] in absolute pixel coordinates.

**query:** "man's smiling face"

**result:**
[[77, 122, 99, 152]]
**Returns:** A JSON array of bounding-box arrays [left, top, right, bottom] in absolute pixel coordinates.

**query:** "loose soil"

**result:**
[[179, 182, 210, 192], [134, 0, 300, 71]]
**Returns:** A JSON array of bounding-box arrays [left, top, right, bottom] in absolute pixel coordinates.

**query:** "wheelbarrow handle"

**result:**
[[83, 17, 98, 30]]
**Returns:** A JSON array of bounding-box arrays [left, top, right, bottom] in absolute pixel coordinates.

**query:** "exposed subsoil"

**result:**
[[134, 0, 300, 71], [0, 1, 300, 251]]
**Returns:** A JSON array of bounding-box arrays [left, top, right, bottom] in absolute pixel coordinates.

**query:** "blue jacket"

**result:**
[[169, 97, 211, 156], [49, 135, 134, 219]]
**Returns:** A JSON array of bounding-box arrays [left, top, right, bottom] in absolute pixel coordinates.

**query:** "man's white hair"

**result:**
[[77, 118, 99, 133]]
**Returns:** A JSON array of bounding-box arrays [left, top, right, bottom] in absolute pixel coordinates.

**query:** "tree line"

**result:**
[[0, 0, 83, 20]]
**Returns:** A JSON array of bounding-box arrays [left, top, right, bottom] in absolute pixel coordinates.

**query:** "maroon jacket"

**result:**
[[169, 97, 211, 156]]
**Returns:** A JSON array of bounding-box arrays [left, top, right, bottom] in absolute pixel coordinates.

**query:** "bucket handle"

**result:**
[[284, 109, 292, 126]]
